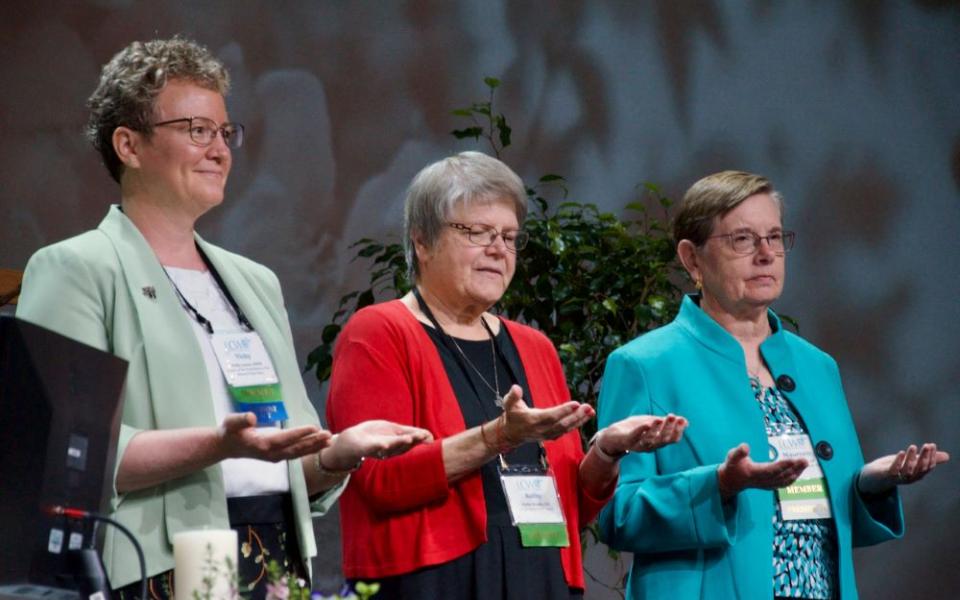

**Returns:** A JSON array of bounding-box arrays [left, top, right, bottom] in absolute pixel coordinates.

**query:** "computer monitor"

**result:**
[[0, 316, 127, 597]]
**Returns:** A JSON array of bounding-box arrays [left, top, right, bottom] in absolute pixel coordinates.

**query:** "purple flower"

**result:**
[[265, 582, 290, 600]]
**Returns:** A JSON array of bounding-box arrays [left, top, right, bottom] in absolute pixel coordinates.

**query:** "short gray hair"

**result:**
[[86, 36, 230, 183], [672, 170, 784, 246], [403, 151, 528, 282]]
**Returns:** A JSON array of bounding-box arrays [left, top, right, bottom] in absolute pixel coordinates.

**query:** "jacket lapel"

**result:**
[[98, 206, 217, 430], [193, 237, 302, 420]]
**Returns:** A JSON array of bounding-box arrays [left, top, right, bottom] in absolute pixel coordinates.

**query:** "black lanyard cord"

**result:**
[[164, 244, 254, 335], [413, 287, 547, 468]]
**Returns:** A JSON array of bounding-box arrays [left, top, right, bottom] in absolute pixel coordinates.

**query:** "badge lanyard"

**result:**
[[413, 287, 568, 546], [164, 245, 288, 424]]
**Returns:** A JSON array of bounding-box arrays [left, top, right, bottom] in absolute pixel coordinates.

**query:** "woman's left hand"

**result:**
[[596, 414, 688, 455], [321, 420, 434, 471], [858, 442, 950, 495]]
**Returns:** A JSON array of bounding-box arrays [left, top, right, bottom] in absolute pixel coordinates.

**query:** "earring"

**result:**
[[694, 279, 702, 291]]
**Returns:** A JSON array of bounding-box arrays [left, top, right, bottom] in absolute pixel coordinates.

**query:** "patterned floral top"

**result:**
[[752, 378, 838, 599]]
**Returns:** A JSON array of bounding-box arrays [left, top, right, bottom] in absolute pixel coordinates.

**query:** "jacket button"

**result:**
[[816, 441, 833, 460], [776, 374, 796, 392]]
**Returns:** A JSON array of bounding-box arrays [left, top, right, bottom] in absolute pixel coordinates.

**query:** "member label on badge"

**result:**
[[210, 332, 279, 387], [769, 433, 833, 521]]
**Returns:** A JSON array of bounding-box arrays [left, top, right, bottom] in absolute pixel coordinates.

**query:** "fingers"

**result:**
[[551, 404, 593, 436], [887, 449, 907, 478], [864, 443, 949, 489], [501, 385, 525, 412], [254, 427, 329, 462], [761, 458, 807, 488], [621, 421, 654, 450], [222, 412, 257, 433], [605, 414, 688, 454], [725, 443, 750, 466], [504, 398, 587, 443], [900, 443, 944, 483], [718, 443, 750, 497], [373, 421, 435, 444], [280, 430, 331, 459], [901, 444, 920, 478], [915, 444, 936, 475], [650, 414, 687, 449], [718, 444, 809, 493]]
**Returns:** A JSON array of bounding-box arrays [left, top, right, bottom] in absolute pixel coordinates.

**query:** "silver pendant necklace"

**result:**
[[448, 317, 502, 407]]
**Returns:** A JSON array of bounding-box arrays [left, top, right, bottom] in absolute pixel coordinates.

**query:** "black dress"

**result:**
[[370, 323, 582, 600]]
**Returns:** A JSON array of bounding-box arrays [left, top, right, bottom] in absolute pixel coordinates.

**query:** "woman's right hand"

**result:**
[[218, 412, 331, 462], [117, 414, 331, 493], [716, 443, 808, 500], [500, 384, 594, 446]]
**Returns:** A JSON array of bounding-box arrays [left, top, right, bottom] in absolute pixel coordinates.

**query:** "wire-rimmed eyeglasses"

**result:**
[[705, 230, 796, 255], [447, 222, 529, 252], [151, 116, 245, 149]]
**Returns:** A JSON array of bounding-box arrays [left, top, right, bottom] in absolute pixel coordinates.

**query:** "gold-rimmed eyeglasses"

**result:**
[[151, 116, 245, 149], [447, 222, 529, 252], [705, 230, 796, 255]]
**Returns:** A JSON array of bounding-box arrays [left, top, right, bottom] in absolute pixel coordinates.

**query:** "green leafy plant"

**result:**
[[264, 559, 379, 600]]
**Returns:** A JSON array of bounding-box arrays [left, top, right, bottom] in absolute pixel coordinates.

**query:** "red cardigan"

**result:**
[[326, 300, 611, 589]]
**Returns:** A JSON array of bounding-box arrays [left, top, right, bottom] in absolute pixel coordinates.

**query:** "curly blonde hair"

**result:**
[[86, 36, 230, 183]]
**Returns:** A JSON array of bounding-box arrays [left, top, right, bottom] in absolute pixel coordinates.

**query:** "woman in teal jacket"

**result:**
[[597, 171, 948, 599]]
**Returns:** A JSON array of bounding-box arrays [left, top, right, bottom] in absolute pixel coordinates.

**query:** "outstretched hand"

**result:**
[[501, 384, 594, 446], [321, 420, 434, 471], [858, 443, 949, 495], [717, 443, 808, 499], [598, 414, 688, 455], [218, 412, 331, 462]]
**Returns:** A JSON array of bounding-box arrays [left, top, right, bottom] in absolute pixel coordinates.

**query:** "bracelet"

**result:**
[[480, 414, 516, 454], [479, 419, 499, 452], [314, 449, 364, 477], [589, 431, 629, 463]]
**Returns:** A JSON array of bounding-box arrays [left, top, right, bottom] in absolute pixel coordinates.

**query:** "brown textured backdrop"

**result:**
[[2, 1, 958, 598]]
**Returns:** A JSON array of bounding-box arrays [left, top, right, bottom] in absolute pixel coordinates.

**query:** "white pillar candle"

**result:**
[[173, 529, 238, 599]]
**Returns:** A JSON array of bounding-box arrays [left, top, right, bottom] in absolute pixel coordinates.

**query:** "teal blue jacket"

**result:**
[[597, 296, 903, 599], [17, 206, 341, 588]]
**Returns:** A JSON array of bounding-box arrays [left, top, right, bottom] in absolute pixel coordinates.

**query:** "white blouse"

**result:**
[[164, 266, 290, 497]]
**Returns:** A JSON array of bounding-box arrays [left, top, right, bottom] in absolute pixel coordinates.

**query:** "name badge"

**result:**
[[210, 332, 287, 424], [769, 433, 832, 521], [499, 467, 569, 547]]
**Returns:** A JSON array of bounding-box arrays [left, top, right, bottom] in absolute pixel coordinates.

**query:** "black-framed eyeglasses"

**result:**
[[447, 222, 529, 252], [705, 230, 796, 255], [151, 116, 245, 149]]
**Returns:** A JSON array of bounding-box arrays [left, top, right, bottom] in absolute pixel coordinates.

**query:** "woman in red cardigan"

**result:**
[[326, 151, 688, 599]]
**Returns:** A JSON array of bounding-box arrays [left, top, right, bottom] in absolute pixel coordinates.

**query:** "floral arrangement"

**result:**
[[264, 560, 379, 600]]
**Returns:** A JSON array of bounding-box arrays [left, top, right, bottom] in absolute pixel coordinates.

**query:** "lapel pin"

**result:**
[[142, 286, 157, 300]]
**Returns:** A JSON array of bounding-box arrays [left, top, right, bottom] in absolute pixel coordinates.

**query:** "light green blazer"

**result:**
[[17, 206, 340, 589]]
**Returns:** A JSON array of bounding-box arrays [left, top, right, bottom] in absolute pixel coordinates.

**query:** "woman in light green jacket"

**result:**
[[17, 37, 430, 599]]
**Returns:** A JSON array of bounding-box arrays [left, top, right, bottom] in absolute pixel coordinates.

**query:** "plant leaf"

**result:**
[[451, 127, 484, 139]]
